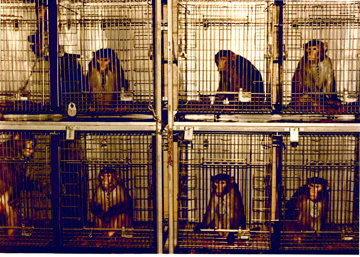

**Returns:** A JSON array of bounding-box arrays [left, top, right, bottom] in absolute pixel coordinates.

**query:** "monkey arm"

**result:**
[[89, 199, 106, 218], [284, 184, 307, 220], [230, 184, 246, 229]]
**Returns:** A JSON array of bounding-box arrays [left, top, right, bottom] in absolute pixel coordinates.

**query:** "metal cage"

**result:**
[[177, 132, 272, 251], [58, 0, 154, 116], [60, 131, 156, 250], [176, 0, 272, 115], [0, 1, 51, 114], [280, 133, 359, 251], [282, 1, 360, 115], [0, 131, 53, 247]]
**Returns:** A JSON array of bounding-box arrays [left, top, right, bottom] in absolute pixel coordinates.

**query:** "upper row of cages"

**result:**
[[176, 131, 359, 252], [0, 0, 359, 117], [0, 130, 157, 250]]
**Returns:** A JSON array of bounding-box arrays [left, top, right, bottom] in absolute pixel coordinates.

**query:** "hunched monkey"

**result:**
[[86, 48, 129, 112], [284, 177, 330, 231], [90, 168, 133, 237], [194, 173, 246, 244], [215, 50, 264, 103]]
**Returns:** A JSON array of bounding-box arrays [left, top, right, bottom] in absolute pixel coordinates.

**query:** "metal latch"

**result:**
[[184, 127, 194, 141], [66, 126, 76, 140], [237, 228, 250, 240]]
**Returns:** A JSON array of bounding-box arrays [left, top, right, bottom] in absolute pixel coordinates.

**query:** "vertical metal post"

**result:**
[[272, 0, 284, 112], [48, 0, 60, 111], [154, 0, 163, 252], [50, 133, 62, 248], [167, 0, 174, 253], [271, 135, 283, 252]]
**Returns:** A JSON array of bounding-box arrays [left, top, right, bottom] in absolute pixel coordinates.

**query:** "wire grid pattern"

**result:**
[[177, 0, 272, 114], [177, 132, 272, 250], [282, 1, 360, 114], [0, 131, 53, 247], [280, 133, 359, 251], [58, 0, 154, 115], [60, 132, 156, 249], [0, 2, 50, 113]]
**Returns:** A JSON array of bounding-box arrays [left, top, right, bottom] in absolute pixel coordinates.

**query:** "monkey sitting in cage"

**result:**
[[194, 173, 246, 245], [0, 133, 36, 237], [283, 177, 331, 244], [90, 167, 133, 238]]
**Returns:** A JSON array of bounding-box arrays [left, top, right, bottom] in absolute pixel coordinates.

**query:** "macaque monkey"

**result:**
[[215, 50, 264, 103], [194, 173, 246, 244], [291, 40, 340, 108], [0, 133, 36, 236], [284, 177, 331, 232], [90, 168, 133, 237], [86, 48, 129, 112]]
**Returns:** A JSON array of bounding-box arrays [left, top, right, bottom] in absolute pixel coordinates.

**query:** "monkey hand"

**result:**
[[193, 223, 204, 233], [9, 197, 20, 207], [227, 233, 236, 245]]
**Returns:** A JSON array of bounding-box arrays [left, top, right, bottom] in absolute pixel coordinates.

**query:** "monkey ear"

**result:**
[[324, 42, 328, 52], [230, 177, 235, 184], [231, 52, 237, 61], [326, 183, 331, 191]]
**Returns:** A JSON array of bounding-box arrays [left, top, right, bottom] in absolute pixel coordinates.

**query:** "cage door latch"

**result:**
[[66, 126, 77, 140], [184, 127, 194, 141]]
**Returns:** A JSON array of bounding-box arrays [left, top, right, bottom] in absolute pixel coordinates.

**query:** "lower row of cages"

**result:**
[[176, 131, 359, 252], [0, 130, 156, 251], [280, 133, 359, 252], [0, 1, 154, 115], [177, 132, 273, 251], [176, 0, 360, 116]]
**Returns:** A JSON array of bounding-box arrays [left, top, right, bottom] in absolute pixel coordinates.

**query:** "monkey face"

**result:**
[[97, 57, 111, 73], [101, 173, 113, 191], [22, 140, 35, 157], [216, 57, 229, 72], [214, 179, 227, 197], [306, 46, 321, 62], [308, 183, 323, 201]]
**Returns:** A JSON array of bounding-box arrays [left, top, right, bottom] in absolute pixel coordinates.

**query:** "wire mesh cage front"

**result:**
[[58, 0, 154, 116], [177, 132, 272, 251], [0, 131, 53, 247], [177, 0, 272, 115], [60, 132, 156, 250], [280, 133, 359, 251], [282, 1, 360, 115], [0, 1, 51, 113]]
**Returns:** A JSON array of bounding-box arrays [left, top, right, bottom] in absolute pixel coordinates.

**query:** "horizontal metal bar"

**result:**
[[174, 122, 360, 133], [0, 121, 156, 131]]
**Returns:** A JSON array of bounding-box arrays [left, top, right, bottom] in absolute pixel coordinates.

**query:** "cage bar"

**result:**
[[282, 1, 360, 115], [177, 132, 272, 251], [60, 131, 156, 250], [0, 131, 53, 247], [280, 133, 359, 251]]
